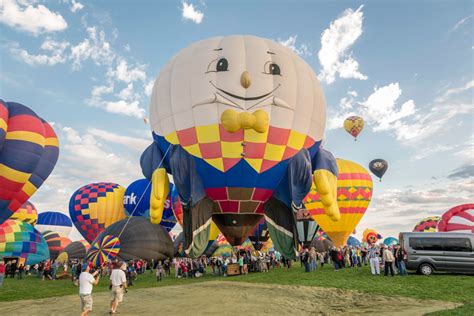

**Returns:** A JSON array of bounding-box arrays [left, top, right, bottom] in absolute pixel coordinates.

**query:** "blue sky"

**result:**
[[1, 0, 472, 241]]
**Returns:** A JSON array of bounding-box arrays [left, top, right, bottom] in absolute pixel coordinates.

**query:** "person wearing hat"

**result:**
[[110, 262, 127, 314], [79, 264, 100, 316]]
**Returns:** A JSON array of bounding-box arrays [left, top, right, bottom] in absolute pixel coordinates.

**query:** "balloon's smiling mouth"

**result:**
[[191, 81, 290, 111], [209, 81, 280, 101]]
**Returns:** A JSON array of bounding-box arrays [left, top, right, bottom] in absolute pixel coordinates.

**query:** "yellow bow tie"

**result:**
[[220, 109, 269, 133]]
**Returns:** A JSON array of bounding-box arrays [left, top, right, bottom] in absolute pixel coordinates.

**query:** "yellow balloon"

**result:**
[[304, 159, 373, 247], [343, 116, 364, 140]]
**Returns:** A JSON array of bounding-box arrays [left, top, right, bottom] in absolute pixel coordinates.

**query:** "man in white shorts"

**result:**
[[79, 265, 100, 316], [110, 262, 127, 314]]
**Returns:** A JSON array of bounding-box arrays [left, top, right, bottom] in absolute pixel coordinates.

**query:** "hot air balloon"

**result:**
[[36, 211, 73, 236], [42, 230, 72, 259], [346, 236, 361, 247], [9, 201, 38, 226], [362, 228, 382, 245], [310, 237, 334, 252], [123, 179, 177, 232], [305, 159, 373, 247], [0, 100, 59, 224], [140, 36, 340, 259], [57, 240, 90, 263], [0, 219, 49, 264], [212, 244, 233, 258], [413, 216, 441, 232], [86, 217, 173, 266], [343, 116, 364, 141], [170, 184, 183, 227], [69, 182, 126, 243], [383, 237, 398, 246], [369, 159, 388, 181], [438, 204, 474, 233], [248, 217, 270, 250]]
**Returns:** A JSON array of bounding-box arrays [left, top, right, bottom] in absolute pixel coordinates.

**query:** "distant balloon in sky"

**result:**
[[343, 116, 364, 141], [369, 159, 388, 181], [10, 201, 38, 226], [438, 204, 474, 233], [0, 100, 59, 224], [36, 211, 73, 236], [69, 182, 126, 243]]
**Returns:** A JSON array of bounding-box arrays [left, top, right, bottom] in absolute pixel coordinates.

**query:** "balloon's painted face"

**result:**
[[150, 36, 326, 173]]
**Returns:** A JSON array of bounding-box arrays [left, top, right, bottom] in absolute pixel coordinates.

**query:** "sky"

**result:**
[[0, 0, 472, 242]]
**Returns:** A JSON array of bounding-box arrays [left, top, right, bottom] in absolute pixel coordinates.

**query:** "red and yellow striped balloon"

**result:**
[[0, 100, 59, 224], [304, 159, 373, 247]]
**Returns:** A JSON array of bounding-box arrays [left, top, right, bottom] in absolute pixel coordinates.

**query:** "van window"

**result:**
[[443, 238, 472, 252], [409, 238, 444, 251]]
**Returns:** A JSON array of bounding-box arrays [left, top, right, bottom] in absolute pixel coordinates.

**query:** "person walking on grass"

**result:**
[[0, 261, 5, 287], [383, 246, 395, 277], [79, 265, 100, 316], [156, 261, 163, 282], [110, 262, 127, 314], [368, 244, 380, 275]]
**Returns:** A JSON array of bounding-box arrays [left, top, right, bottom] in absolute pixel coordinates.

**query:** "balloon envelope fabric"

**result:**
[[87, 217, 173, 263], [10, 201, 38, 226], [57, 240, 89, 263], [86, 234, 121, 267], [69, 182, 126, 243], [36, 211, 73, 236], [0, 219, 49, 264], [438, 204, 474, 233], [305, 159, 373, 247], [0, 100, 59, 224], [42, 230, 72, 259], [413, 216, 440, 232], [383, 237, 399, 246]]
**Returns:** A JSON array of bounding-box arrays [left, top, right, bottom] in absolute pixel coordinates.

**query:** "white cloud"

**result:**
[[452, 15, 472, 32], [278, 35, 311, 56], [70, 0, 84, 13], [356, 177, 474, 240], [435, 80, 474, 102], [318, 5, 367, 84], [10, 39, 70, 66], [181, 1, 204, 24], [70, 26, 115, 70], [87, 128, 150, 152], [111, 59, 147, 83], [144, 80, 154, 97], [91, 84, 114, 97], [0, 0, 68, 35], [103, 100, 146, 119], [118, 83, 135, 100]]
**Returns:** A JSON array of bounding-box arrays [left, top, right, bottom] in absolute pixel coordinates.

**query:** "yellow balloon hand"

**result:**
[[313, 169, 340, 221], [150, 168, 170, 224]]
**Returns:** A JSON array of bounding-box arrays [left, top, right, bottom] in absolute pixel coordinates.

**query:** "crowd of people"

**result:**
[[299, 243, 408, 276]]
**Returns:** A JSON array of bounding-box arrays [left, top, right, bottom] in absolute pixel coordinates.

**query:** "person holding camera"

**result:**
[[79, 265, 100, 316], [110, 262, 127, 314]]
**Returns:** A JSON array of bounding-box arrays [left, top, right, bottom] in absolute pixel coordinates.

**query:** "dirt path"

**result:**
[[0, 281, 460, 315]]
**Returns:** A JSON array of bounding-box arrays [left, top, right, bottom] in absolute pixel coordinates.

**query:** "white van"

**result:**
[[399, 232, 474, 275]]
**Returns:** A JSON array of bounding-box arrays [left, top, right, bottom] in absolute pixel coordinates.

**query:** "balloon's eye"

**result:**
[[263, 61, 282, 76], [216, 58, 228, 72], [269, 63, 280, 75]]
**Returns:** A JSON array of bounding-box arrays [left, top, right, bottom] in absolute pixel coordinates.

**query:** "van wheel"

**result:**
[[419, 263, 434, 275]]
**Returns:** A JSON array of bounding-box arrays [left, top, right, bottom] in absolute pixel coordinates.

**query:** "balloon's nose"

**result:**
[[240, 71, 251, 89]]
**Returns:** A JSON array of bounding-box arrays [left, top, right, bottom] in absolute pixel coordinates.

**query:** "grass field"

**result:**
[[1, 265, 472, 315]]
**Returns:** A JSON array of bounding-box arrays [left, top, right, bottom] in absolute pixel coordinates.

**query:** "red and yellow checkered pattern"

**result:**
[[206, 187, 273, 214], [165, 124, 315, 173], [304, 159, 373, 247]]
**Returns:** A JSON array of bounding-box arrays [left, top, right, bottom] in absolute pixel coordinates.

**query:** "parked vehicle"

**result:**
[[399, 232, 474, 275]]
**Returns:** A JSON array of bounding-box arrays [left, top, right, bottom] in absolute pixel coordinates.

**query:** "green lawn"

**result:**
[[1, 265, 472, 315]]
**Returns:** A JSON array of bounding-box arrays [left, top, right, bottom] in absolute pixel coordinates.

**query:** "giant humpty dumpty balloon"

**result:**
[[141, 35, 339, 259]]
